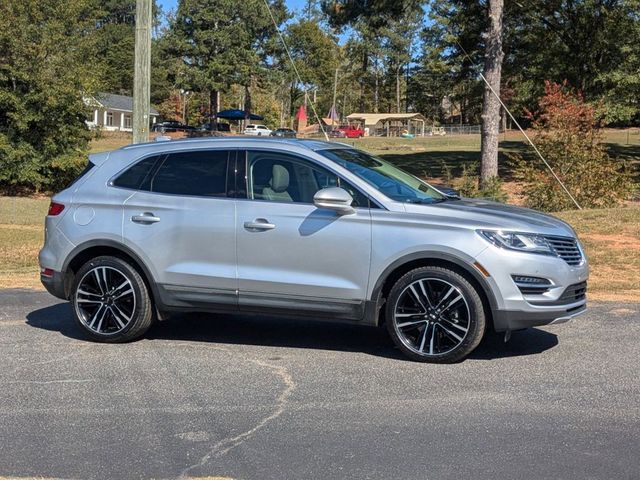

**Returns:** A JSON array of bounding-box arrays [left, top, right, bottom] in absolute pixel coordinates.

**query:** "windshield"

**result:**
[[318, 148, 446, 204]]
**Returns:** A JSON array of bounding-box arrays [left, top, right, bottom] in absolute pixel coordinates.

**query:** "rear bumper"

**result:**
[[493, 303, 587, 332], [40, 270, 68, 300]]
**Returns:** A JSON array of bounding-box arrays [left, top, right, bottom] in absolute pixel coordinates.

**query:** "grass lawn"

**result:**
[[1, 195, 638, 302], [90, 128, 640, 190]]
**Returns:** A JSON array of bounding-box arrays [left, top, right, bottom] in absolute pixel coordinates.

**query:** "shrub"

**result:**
[[0, 1, 95, 194], [513, 81, 633, 211], [455, 162, 508, 203]]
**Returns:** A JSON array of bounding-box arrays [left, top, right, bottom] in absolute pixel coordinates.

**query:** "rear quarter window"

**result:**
[[112, 155, 163, 190], [64, 160, 96, 190]]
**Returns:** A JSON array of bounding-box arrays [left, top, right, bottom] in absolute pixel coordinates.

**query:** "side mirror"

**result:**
[[313, 187, 355, 215]]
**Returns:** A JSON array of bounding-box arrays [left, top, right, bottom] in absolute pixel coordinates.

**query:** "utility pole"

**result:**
[[133, 0, 152, 144]]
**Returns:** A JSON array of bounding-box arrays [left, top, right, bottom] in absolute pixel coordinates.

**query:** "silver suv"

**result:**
[[39, 138, 588, 362]]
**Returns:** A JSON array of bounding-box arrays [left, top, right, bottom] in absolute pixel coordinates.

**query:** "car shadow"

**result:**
[[26, 303, 558, 362]]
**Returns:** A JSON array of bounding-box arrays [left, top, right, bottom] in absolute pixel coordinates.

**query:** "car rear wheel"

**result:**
[[386, 266, 485, 363], [71, 256, 154, 343]]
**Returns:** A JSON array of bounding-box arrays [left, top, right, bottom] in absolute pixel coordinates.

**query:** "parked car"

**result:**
[[243, 124, 272, 136], [197, 122, 231, 132], [152, 121, 195, 133], [39, 138, 588, 363], [270, 128, 297, 138], [330, 125, 365, 138]]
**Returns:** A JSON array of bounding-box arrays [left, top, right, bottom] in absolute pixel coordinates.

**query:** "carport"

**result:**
[[345, 113, 427, 137]]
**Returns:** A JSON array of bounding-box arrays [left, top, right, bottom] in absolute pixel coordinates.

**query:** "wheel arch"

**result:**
[[368, 252, 498, 330], [62, 240, 160, 307]]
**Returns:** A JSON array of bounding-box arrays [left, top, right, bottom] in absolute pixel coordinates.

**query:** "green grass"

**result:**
[[88, 128, 640, 185], [346, 129, 640, 181]]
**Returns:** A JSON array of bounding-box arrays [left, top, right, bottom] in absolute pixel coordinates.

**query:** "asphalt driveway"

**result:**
[[0, 289, 638, 480]]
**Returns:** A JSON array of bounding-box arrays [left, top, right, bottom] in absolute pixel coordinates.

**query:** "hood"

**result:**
[[403, 198, 576, 238]]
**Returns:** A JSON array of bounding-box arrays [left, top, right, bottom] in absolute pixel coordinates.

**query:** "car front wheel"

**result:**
[[386, 266, 486, 363], [71, 256, 154, 343]]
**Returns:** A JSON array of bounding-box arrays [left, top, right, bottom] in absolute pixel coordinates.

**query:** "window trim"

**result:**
[[239, 149, 380, 209]]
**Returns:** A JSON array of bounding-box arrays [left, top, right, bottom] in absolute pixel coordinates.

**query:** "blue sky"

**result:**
[[158, 0, 309, 16]]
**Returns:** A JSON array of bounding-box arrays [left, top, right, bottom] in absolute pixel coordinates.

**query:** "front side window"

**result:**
[[318, 148, 446, 204], [106, 112, 113, 126], [247, 151, 369, 207], [149, 150, 230, 197]]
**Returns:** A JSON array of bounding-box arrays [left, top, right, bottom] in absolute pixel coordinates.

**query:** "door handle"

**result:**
[[131, 212, 161, 224], [244, 218, 276, 231]]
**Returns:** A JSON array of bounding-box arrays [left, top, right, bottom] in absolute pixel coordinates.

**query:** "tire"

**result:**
[[385, 266, 485, 363], [71, 256, 154, 343]]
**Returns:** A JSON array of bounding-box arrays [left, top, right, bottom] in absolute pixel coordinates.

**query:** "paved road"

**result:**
[[0, 289, 638, 480]]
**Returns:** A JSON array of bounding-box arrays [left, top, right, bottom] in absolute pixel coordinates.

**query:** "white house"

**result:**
[[86, 93, 159, 132]]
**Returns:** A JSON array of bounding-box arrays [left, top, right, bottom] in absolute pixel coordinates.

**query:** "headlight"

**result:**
[[477, 230, 554, 255]]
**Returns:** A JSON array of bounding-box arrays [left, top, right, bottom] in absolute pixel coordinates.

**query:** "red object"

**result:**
[[40, 267, 54, 278], [330, 125, 364, 138], [48, 202, 65, 216], [295, 105, 307, 122]]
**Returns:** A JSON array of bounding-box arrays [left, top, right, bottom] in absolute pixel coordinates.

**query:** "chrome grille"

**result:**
[[544, 236, 583, 266]]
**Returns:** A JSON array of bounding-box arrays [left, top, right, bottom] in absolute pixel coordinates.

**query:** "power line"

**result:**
[[454, 38, 582, 210], [261, 0, 329, 141]]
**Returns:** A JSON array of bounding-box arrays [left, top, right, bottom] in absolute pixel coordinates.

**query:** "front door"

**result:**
[[236, 150, 372, 320], [122, 149, 238, 308]]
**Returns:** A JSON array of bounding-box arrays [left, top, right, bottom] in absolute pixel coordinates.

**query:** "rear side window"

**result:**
[[65, 160, 95, 190], [113, 155, 162, 190], [150, 150, 230, 197]]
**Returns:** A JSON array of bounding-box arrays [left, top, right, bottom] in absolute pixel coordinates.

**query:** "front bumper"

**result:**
[[474, 240, 589, 331], [493, 303, 587, 332]]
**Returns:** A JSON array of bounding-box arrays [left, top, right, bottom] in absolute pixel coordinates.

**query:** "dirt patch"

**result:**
[[588, 291, 640, 302], [582, 233, 640, 250]]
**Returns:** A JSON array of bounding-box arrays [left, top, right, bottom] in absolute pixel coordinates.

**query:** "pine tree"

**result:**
[[166, 0, 288, 122]]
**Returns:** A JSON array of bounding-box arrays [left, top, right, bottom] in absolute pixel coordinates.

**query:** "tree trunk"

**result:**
[[208, 90, 214, 130], [244, 84, 252, 131], [396, 64, 401, 113], [480, 0, 504, 188], [374, 69, 379, 113], [359, 49, 368, 112]]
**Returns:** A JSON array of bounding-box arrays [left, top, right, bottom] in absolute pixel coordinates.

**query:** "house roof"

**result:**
[[94, 92, 159, 115], [345, 112, 427, 125]]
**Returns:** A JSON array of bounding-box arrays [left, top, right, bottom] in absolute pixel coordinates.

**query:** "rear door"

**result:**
[[121, 149, 238, 308]]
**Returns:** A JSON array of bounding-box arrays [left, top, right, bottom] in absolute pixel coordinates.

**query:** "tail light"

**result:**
[[48, 202, 65, 216]]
